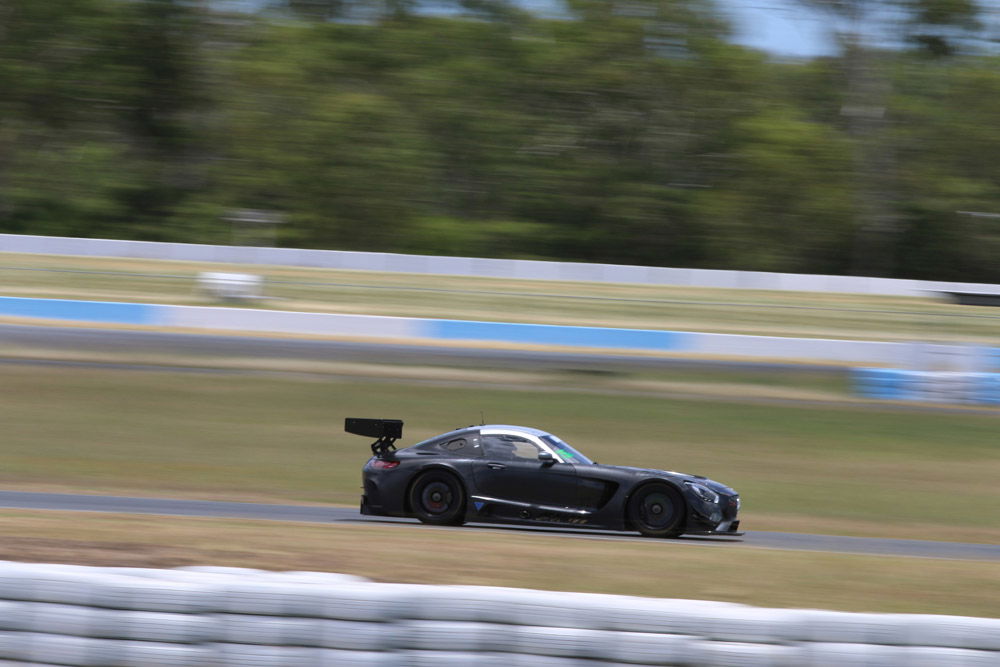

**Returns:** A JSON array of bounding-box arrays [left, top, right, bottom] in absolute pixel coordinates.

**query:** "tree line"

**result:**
[[1, 0, 997, 281]]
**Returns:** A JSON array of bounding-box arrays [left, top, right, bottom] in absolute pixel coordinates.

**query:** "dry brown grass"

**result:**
[[2, 510, 998, 618]]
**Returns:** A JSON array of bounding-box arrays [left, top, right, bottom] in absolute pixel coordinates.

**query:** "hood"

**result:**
[[598, 464, 736, 495]]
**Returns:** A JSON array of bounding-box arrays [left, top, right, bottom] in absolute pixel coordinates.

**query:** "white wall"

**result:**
[[3, 233, 998, 298]]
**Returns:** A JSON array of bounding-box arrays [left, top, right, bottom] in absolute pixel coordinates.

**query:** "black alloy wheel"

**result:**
[[627, 483, 685, 538], [409, 470, 467, 526]]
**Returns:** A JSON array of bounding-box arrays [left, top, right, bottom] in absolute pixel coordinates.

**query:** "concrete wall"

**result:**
[[3, 233, 999, 298], [2, 561, 999, 666]]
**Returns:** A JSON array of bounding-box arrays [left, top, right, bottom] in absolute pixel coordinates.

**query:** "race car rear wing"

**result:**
[[345, 417, 403, 458]]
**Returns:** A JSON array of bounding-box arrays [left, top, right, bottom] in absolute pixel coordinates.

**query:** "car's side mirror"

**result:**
[[538, 451, 556, 466]]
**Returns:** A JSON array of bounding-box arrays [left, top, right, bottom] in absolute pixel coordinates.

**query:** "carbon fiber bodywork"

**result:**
[[358, 424, 742, 538]]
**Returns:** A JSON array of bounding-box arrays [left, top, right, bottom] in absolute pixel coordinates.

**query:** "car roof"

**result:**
[[440, 424, 554, 438]]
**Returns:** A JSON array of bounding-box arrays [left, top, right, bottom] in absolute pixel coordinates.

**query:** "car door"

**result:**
[[472, 433, 578, 508]]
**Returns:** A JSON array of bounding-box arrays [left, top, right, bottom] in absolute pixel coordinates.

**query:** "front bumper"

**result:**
[[687, 490, 741, 535]]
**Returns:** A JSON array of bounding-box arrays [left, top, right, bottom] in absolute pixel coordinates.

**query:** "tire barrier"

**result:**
[[1, 561, 1000, 666], [853, 369, 1000, 405], [3, 232, 1000, 298]]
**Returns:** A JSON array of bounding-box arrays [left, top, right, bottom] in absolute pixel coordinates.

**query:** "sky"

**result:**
[[725, 0, 1000, 58], [722, 0, 836, 56], [219, 0, 1000, 59]]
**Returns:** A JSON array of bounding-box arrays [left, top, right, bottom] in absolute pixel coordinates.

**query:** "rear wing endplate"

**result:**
[[345, 418, 403, 458]]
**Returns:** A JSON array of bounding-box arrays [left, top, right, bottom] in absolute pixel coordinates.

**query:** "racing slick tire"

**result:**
[[409, 470, 467, 526], [627, 482, 685, 538]]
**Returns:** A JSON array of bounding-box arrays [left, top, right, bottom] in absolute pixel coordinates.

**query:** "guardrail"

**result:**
[[1, 561, 999, 666], [3, 232, 1000, 298]]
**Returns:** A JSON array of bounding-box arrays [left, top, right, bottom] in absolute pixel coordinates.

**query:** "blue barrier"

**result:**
[[0, 297, 161, 326], [853, 368, 1000, 404], [852, 368, 916, 400], [983, 348, 1000, 372], [973, 373, 1000, 405], [423, 319, 690, 351]]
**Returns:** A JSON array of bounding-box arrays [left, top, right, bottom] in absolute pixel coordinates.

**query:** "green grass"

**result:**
[[3, 252, 1000, 342], [2, 363, 998, 544]]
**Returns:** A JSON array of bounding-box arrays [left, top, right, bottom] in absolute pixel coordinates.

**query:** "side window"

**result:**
[[442, 438, 466, 452], [482, 435, 515, 460], [482, 435, 542, 461], [412, 436, 482, 457], [437, 437, 484, 458]]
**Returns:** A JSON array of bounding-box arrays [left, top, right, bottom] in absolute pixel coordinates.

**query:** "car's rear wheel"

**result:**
[[409, 470, 467, 526], [627, 483, 685, 538]]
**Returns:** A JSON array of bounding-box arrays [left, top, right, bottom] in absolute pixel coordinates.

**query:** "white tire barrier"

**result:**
[[603, 632, 699, 665], [694, 640, 800, 667], [396, 620, 515, 653], [516, 626, 611, 659], [905, 647, 1000, 666], [786, 609, 911, 645], [21, 604, 214, 643], [1, 561, 999, 666], [905, 615, 1000, 651]]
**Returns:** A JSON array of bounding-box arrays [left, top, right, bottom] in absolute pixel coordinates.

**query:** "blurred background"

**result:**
[[2, 0, 999, 281], [2, 0, 1000, 625]]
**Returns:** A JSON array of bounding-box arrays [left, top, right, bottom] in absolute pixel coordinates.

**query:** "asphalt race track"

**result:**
[[0, 323, 837, 375], [1, 490, 998, 562]]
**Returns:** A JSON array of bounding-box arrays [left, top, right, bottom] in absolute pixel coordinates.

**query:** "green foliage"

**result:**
[[399, 216, 563, 258], [0, 0, 210, 240], [698, 110, 854, 273], [0, 0, 995, 280]]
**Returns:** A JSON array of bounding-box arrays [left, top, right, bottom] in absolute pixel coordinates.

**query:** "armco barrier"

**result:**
[[4, 232, 1000, 298], [1, 562, 999, 666]]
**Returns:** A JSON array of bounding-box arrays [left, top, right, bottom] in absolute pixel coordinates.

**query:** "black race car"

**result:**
[[350, 418, 742, 538]]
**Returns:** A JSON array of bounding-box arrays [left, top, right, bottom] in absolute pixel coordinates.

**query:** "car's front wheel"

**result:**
[[627, 483, 685, 538], [409, 470, 467, 526]]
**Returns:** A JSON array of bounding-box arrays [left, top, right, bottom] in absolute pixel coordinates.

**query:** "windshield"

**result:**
[[541, 435, 594, 465]]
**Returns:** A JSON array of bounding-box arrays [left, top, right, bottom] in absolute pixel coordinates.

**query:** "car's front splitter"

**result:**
[[685, 517, 743, 537]]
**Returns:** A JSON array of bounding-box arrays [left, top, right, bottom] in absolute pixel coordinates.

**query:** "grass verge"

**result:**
[[1, 510, 998, 618], [1, 363, 998, 543]]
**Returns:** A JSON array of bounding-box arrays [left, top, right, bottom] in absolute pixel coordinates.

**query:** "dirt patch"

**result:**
[[0, 536, 207, 569]]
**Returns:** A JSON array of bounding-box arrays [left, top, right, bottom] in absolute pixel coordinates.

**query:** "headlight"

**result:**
[[684, 481, 719, 504]]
